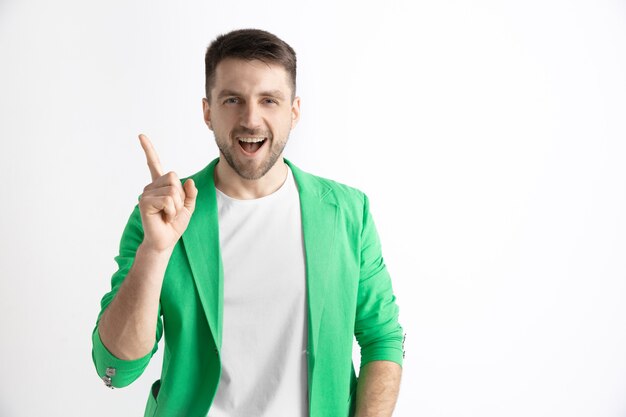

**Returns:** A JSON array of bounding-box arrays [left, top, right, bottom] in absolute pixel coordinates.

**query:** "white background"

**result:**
[[1, 0, 626, 416]]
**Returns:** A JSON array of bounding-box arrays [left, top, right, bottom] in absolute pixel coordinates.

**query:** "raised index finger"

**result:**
[[138, 133, 164, 181]]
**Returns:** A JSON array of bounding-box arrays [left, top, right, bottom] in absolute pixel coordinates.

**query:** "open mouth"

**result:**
[[237, 136, 268, 155]]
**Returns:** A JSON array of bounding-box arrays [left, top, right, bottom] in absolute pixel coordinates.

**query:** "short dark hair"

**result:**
[[204, 28, 297, 102]]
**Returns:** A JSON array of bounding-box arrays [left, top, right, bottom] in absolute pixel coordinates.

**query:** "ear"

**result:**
[[290, 96, 301, 129], [202, 98, 213, 130]]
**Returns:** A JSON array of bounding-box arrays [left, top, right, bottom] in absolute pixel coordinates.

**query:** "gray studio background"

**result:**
[[1, 0, 626, 415]]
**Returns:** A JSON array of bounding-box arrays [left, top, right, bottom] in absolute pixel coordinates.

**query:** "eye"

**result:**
[[223, 97, 240, 104], [263, 98, 278, 105]]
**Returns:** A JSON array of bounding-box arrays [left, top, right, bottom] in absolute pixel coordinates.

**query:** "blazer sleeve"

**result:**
[[354, 193, 405, 368], [91, 203, 164, 388]]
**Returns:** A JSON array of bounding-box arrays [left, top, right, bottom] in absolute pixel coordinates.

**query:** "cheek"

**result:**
[[212, 109, 236, 124], [274, 113, 295, 133], [210, 123, 230, 142], [211, 114, 235, 134]]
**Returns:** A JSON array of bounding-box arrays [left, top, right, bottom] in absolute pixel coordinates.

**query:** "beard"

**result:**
[[214, 128, 289, 180]]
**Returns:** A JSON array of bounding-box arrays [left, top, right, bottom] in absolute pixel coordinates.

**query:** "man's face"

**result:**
[[203, 58, 300, 180]]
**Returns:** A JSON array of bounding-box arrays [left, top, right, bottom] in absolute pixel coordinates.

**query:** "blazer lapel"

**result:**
[[286, 159, 338, 358], [181, 158, 223, 348]]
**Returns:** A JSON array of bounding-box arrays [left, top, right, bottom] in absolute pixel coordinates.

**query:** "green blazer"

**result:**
[[92, 158, 404, 417]]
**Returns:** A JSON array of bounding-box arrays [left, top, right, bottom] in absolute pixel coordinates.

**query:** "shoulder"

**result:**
[[287, 160, 367, 206], [312, 173, 366, 204]]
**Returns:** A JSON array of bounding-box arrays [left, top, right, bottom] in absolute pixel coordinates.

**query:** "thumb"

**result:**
[[183, 179, 198, 212]]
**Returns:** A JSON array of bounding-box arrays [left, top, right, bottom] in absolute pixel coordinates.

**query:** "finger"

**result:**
[[183, 179, 198, 213], [143, 171, 184, 195], [143, 173, 186, 208], [138, 133, 164, 182], [162, 196, 177, 223], [141, 186, 184, 213], [140, 195, 177, 223]]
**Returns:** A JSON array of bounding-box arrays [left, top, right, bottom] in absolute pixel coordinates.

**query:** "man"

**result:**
[[92, 28, 404, 417]]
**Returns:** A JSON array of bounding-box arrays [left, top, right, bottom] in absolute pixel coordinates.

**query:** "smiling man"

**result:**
[[92, 29, 404, 417]]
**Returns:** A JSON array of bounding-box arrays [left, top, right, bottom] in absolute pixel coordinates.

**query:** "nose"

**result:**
[[240, 102, 262, 130]]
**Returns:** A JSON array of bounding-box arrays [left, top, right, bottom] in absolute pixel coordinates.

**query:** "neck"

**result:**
[[214, 157, 288, 200]]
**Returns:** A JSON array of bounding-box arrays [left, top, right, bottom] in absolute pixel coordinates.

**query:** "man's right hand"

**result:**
[[138, 133, 198, 253]]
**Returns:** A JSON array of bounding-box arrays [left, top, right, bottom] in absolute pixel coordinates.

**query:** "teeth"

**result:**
[[237, 137, 266, 143]]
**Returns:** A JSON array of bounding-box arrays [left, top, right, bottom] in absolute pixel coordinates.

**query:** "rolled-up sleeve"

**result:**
[[91, 203, 163, 388], [354, 194, 404, 368]]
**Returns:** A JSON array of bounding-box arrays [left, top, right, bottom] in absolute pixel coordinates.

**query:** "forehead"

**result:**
[[213, 58, 291, 96]]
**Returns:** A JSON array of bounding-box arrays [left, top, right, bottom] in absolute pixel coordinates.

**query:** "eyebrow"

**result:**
[[217, 89, 286, 100]]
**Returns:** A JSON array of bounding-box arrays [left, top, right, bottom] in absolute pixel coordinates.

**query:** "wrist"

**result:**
[[136, 242, 175, 263]]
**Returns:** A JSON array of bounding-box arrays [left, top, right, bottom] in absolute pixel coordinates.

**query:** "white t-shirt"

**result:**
[[208, 166, 309, 417]]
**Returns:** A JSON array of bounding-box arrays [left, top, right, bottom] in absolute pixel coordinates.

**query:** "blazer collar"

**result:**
[[181, 157, 337, 357]]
